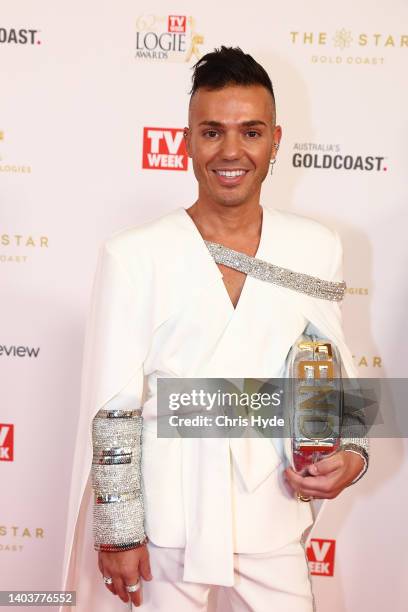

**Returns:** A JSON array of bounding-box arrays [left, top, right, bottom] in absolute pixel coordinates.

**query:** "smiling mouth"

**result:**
[[213, 169, 248, 178]]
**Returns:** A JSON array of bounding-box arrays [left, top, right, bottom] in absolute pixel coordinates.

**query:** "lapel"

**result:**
[[181, 205, 310, 491], [190, 205, 357, 494], [182, 205, 312, 377]]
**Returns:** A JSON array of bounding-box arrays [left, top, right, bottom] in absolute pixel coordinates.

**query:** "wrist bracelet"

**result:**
[[341, 442, 369, 485], [95, 535, 149, 553]]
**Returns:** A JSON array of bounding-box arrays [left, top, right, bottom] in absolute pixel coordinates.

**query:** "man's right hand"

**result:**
[[98, 544, 153, 607]]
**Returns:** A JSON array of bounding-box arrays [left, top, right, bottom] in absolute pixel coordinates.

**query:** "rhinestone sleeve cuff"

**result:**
[[341, 441, 369, 485], [91, 408, 146, 551]]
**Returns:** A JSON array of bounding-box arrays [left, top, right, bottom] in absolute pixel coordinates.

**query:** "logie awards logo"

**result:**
[[0, 130, 32, 175], [135, 15, 204, 62]]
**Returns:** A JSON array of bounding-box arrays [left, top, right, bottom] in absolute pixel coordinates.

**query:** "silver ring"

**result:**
[[103, 576, 113, 584], [126, 582, 140, 593]]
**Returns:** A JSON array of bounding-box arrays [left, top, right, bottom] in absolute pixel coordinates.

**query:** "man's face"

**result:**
[[185, 84, 281, 208]]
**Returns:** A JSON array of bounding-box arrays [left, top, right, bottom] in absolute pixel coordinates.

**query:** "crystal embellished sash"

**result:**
[[205, 241, 346, 302]]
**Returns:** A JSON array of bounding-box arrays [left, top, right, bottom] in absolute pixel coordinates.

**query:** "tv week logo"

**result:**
[[168, 16, 186, 33], [306, 538, 336, 576], [142, 128, 188, 171], [0, 423, 14, 461]]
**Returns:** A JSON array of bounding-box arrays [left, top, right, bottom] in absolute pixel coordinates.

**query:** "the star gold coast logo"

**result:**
[[0, 524, 45, 553], [353, 354, 382, 368], [290, 29, 407, 65], [135, 15, 204, 62], [0, 233, 49, 264], [292, 143, 388, 172], [0, 130, 32, 175]]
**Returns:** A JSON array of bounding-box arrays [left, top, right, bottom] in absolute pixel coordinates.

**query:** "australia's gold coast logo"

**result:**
[[135, 15, 204, 62], [0, 27, 42, 45], [292, 143, 388, 173], [290, 29, 407, 65]]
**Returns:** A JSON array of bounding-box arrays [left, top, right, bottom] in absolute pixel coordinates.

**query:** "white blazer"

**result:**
[[60, 206, 358, 610]]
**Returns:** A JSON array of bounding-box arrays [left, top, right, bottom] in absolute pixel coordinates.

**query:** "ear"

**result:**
[[271, 125, 282, 159], [183, 126, 192, 158]]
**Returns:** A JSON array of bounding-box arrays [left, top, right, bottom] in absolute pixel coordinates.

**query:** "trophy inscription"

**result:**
[[287, 337, 343, 475]]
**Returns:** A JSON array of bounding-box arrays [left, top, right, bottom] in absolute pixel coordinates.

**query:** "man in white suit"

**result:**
[[61, 46, 368, 612]]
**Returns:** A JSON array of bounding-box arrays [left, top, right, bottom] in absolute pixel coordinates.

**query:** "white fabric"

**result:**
[[60, 205, 358, 611], [126, 538, 315, 612]]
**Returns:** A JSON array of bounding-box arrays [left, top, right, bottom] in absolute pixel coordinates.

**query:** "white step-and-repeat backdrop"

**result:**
[[1, 1, 407, 610]]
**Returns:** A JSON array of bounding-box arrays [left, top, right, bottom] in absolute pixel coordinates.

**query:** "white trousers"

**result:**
[[127, 538, 315, 612]]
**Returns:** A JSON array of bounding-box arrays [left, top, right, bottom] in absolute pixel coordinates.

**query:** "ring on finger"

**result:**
[[297, 492, 313, 502], [103, 576, 113, 585], [126, 582, 140, 593]]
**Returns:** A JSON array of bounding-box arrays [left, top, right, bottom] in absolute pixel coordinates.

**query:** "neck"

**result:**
[[185, 200, 263, 246]]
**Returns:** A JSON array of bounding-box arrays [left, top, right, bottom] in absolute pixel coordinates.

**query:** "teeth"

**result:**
[[216, 170, 246, 177]]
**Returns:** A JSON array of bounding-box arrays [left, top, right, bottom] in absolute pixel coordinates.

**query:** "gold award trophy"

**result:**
[[286, 335, 343, 475]]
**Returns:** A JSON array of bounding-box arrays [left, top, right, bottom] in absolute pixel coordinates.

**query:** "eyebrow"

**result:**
[[198, 120, 268, 128]]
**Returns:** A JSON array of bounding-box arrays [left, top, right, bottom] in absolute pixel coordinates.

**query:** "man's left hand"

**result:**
[[284, 450, 364, 500]]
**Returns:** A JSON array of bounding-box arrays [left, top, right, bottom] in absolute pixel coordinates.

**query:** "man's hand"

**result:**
[[284, 450, 365, 500], [98, 545, 152, 607]]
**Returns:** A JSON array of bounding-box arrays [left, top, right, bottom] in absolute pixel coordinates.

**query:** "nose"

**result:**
[[219, 131, 242, 161]]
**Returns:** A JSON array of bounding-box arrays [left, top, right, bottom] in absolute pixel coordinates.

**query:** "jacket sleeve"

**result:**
[[83, 239, 152, 550], [330, 230, 369, 484]]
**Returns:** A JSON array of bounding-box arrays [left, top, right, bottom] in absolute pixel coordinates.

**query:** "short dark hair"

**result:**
[[190, 45, 275, 109]]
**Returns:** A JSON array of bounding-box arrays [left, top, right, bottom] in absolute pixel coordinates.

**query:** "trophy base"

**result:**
[[293, 442, 340, 475]]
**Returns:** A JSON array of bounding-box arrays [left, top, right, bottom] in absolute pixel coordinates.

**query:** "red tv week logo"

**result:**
[[168, 16, 186, 33], [143, 128, 188, 171], [306, 538, 336, 576], [0, 423, 14, 461]]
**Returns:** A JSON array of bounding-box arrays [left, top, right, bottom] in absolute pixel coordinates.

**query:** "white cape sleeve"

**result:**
[[60, 239, 152, 611]]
